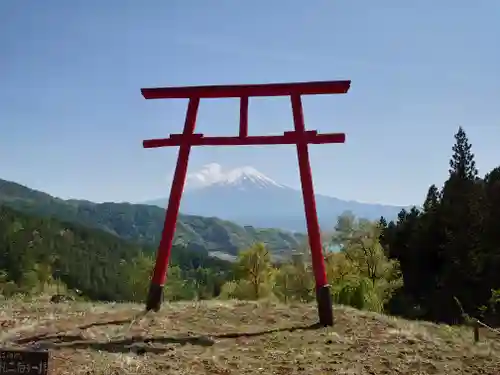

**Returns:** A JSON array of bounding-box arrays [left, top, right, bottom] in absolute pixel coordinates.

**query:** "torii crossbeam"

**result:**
[[142, 80, 351, 326]]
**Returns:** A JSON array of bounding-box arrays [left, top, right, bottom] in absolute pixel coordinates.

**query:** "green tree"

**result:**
[[273, 253, 314, 303], [332, 214, 400, 285], [448, 126, 478, 180], [119, 253, 153, 302], [163, 266, 196, 301], [272, 264, 295, 302], [437, 127, 485, 322], [325, 251, 358, 283], [231, 242, 273, 300], [328, 213, 402, 311], [34, 263, 53, 293]]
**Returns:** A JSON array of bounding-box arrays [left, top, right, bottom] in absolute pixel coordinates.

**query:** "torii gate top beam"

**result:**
[[141, 80, 350, 149], [141, 80, 351, 99]]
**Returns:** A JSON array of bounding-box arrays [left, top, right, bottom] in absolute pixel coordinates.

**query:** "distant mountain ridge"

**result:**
[[145, 163, 406, 232], [0, 178, 305, 257]]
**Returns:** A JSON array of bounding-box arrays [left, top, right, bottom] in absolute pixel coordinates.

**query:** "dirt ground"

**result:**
[[1, 298, 499, 374]]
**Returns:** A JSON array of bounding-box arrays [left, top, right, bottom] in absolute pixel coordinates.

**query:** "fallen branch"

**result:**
[[453, 296, 500, 343]]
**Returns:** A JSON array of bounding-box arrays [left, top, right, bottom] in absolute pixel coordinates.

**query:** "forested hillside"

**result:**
[[0, 205, 233, 302], [380, 127, 500, 326], [0, 180, 305, 255]]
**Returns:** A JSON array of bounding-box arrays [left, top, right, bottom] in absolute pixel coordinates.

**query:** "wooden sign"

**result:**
[[0, 349, 49, 375]]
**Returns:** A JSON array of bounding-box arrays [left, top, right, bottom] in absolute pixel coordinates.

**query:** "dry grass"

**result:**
[[1, 298, 500, 374]]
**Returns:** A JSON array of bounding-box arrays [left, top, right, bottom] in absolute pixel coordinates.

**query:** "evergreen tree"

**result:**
[[448, 126, 478, 180], [422, 184, 440, 212], [410, 185, 446, 320], [378, 217, 387, 228], [438, 127, 485, 322]]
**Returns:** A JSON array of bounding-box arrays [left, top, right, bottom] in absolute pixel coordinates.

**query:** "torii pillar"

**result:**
[[140, 80, 351, 326]]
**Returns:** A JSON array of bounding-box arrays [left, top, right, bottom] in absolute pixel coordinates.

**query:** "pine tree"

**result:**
[[437, 127, 485, 323], [378, 216, 387, 229], [449, 126, 478, 180], [422, 185, 440, 213]]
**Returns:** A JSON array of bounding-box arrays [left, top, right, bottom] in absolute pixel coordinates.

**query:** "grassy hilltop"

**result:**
[[0, 298, 499, 375]]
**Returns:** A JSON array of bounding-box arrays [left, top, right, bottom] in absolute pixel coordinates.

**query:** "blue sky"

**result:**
[[1, 1, 499, 206]]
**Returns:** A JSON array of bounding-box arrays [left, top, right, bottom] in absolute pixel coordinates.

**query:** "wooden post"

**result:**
[[473, 320, 480, 343]]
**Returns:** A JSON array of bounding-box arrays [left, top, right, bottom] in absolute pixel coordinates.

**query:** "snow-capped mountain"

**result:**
[[185, 163, 286, 191], [144, 163, 405, 232]]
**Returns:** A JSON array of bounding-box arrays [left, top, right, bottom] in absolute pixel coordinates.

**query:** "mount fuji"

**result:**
[[144, 163, 405, 232]]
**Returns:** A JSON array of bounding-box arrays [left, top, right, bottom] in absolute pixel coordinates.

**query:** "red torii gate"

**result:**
[[141, 80, 351, 326]]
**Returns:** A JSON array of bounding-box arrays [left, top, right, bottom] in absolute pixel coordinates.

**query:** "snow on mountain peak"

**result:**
[[186, 163, 285, 190]]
